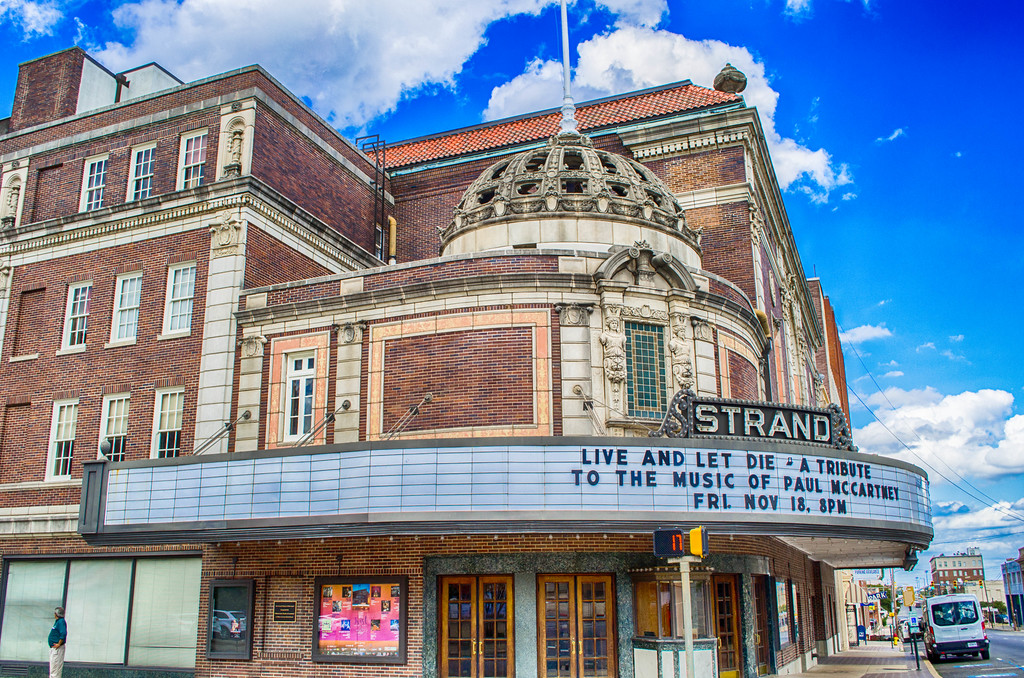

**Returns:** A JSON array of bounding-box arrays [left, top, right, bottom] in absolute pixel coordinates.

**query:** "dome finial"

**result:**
[[559, 0, 578, 134]]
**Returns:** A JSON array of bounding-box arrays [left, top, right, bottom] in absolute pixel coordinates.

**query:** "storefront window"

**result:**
[[776, 580, 792, 646], [632, 570, 712, 639]]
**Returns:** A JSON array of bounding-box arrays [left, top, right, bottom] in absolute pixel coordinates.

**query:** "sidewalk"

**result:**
[[783, 643, 938, 678]]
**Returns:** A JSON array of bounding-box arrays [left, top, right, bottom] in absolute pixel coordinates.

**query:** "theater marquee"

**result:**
[[81, 433, 931, 546]]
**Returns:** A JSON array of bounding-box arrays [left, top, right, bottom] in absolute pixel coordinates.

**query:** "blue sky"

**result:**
[[2, 0, 1022, 585]]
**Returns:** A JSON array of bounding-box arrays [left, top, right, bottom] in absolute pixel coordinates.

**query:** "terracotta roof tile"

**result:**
[[386, 82, 739, 169]]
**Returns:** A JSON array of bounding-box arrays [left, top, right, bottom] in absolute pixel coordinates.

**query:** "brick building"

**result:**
[[930, 549, 984, 592], [0, 47, 931, 678]]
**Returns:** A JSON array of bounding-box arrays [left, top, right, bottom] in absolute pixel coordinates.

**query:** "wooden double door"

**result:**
[[441, 576, 514, 678], [439, 574, 616, 678], [538, 575, 616, 678]]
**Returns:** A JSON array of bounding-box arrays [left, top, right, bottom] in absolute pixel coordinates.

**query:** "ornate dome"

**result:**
[[438, 132, 702, 264]]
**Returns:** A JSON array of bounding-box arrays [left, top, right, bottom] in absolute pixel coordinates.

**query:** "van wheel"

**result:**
[[980, 650, 990, 660]]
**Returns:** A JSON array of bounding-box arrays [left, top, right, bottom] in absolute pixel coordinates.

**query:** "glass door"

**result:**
[[538, 574, 616, 678], [753, 576, 771, 675], [713, 574, 742, 678], [440, 576, 514, 678]]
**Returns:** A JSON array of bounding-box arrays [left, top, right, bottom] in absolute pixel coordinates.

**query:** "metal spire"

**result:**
[[559, 0, 578, 134]]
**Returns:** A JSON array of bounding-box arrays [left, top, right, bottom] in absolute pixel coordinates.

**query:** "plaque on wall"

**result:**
[[274, 601, 297, 622]]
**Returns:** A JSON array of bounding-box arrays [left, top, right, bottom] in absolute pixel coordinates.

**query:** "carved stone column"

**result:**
[[599, 305, 627, 413]]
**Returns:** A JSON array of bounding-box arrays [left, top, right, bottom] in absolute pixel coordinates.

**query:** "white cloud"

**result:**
[[839, 323, 892, 344], [875, 127, 905, 143], [594, 0, 667, 26], [877, 299, 891, 307], [934, 498, 1024, 531], [785, 0, 870, 18], [949, 334, 964, 342], [483, 25, 851, 202], [916, 342, 935, 352], [953, 151, 963, 158], [93, 0, 562, 130], [855, 387, 1024, 479], [879, 359, 899, 368], [0, 0, 62, 37], [941, 349, 967, 362], [882, 370, 903, 378], [841, 192, 857, 201]]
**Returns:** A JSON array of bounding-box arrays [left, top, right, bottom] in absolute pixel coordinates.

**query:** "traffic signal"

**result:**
[[689, 526, 708, 558]]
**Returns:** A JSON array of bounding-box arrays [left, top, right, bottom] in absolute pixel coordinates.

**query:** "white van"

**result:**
[[922, 594, 989, 661]]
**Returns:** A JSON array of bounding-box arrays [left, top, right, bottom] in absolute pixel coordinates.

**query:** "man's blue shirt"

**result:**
[[47, 618, 66, 647]]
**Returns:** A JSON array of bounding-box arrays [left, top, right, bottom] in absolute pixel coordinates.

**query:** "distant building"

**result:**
[[1006, 553, 1024, 626], [930, 549, 984, 591]]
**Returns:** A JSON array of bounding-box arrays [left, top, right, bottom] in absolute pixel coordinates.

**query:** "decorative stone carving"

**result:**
[[1, 181, 20, 228], [600, 306, 627, 412], [555, 303, 593, 327], [814, 371, 828, 407], [209, 209, 244, 256], [239, 335, 267, 357], [625, 240, 658, 287], [713, 63, 747, 94], [337, 321, 366, 344], [669, 314, 694, 390], [230, 101, 243, 112], [691, 316, 713, 341], [619, 305, 669, 322], [0, 262, 11, 293], [223, 121, 245, 177]]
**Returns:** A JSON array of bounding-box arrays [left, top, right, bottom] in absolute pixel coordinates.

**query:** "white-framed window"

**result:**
[[62, 281, 92, 349], [152, 388, 184, 458], [178, 131, 208, 190], [80, 155, 109, 211], [101, 394, 130, 462], [110, 273, 143, 342], [285, 352, 316, 440], [127, 144, 156, 201], [162, 263, 196, 334], [47, 399, 78, 480]]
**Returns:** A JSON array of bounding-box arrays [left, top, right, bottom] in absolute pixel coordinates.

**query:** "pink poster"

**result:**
[[317, 581, 402, 658]]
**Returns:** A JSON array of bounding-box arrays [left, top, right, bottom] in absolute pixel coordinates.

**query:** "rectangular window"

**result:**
[[62, 282, 91, 349], [153, 389, 184, 458], [625, 321, 667, 419], [374, 223, 385, 260], [180, 132, 208, 189], [81, 156, 108, 211], [286, 353, 316, 439], [207, 579, 255, 659], [163, 263, 196, 333], [66, 560, 132, 663], [101, 394, 130, 462], [129, 557, 202, 667], [129, 146, 156, 200], [48, 400, 78, 479], [0, 560, 67, 662], [111, 273, 143, 341]]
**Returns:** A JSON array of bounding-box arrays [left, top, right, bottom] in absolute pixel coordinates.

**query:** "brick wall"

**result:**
[[727, 351, 757, 400], [251, 103, 377, 250], [9, 49, 86, 132], [381, 327, 535, 432], [0, 230, 208, 497], [643, 146, 746, 194], [22, 110, 218, 224], [689, 202, 755, 302], [244, 226, 332, 289]]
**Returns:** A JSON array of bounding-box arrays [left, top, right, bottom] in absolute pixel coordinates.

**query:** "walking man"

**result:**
[[48, 606, 66, 678]]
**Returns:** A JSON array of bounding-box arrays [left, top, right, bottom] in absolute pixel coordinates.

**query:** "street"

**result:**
[[927, 631, 1024, 678]]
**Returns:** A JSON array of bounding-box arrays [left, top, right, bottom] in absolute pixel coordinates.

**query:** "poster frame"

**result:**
[[207, 578, 255, 660], [311, 575, 408, 664]]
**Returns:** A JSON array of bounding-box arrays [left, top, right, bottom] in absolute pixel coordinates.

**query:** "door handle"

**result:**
[[478, 640, 484, 656]]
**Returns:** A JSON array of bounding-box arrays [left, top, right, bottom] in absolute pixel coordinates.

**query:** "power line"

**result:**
[[839, 324, 1024, 525]]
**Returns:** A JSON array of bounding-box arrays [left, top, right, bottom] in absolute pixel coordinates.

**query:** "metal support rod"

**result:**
[[294, 403, 347, 447], [674, 556, 698, 678], [193, 410, 251, 455]]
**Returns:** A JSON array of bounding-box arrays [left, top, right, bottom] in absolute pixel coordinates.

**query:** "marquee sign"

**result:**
[[84, 434, 930, 549], [654, 390, 856, 452]]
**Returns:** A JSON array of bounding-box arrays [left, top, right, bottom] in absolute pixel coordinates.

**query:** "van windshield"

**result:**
[[931, 601, 979, 626]]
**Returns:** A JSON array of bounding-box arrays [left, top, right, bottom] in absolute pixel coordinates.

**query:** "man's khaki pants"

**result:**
[[48, 644, 64, 678]]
